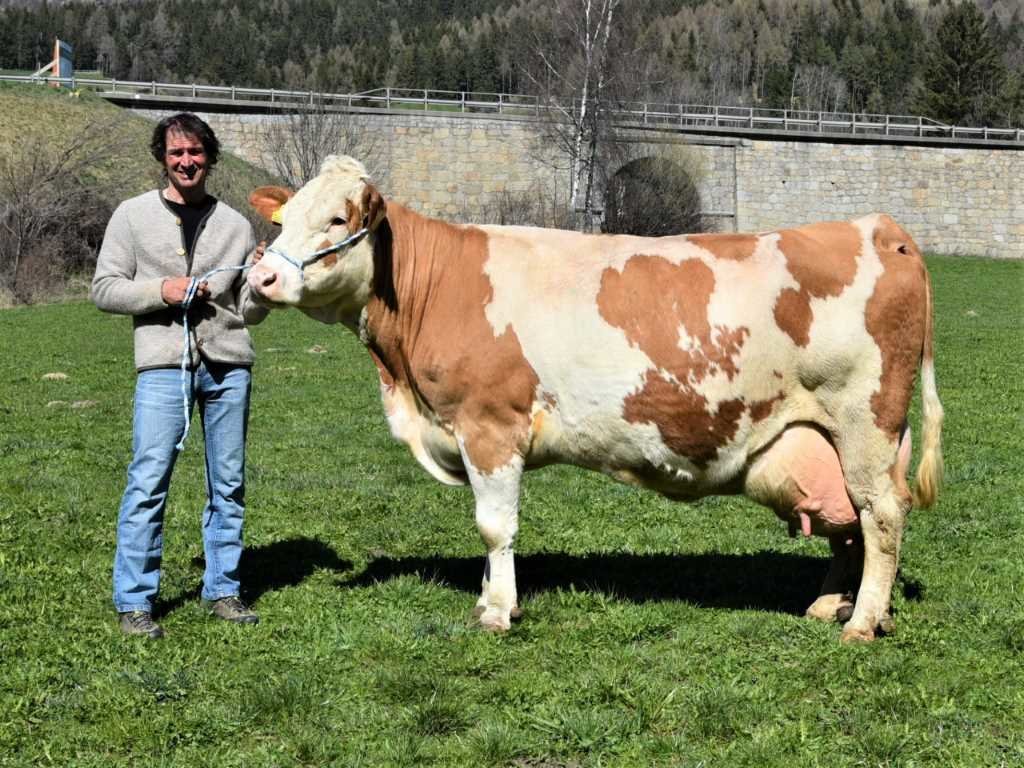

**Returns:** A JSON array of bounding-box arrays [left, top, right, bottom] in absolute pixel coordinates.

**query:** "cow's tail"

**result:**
[[914, 268, 943, 508]]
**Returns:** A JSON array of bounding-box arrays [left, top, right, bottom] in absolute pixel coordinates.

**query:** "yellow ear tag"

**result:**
[[271, 204, 285, 225]]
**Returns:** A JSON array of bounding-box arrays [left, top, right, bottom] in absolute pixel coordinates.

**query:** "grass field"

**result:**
[[0, 255, 1022, 767]]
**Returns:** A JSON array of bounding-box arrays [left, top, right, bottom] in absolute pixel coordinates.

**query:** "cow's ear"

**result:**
[[249, 186, 294, 225], [361, 183, 387, 232]]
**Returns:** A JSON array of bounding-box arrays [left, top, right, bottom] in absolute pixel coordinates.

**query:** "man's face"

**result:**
[[163, 129, 208, 197]]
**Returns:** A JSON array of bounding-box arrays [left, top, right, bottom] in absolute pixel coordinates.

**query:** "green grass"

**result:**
[[0, 255, 1021, 766]]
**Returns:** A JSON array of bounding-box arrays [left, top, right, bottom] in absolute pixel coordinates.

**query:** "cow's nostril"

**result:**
[[260, 271, 277, 288]]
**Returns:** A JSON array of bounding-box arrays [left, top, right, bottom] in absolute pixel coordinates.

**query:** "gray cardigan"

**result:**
[[92, 190, 269, 371]]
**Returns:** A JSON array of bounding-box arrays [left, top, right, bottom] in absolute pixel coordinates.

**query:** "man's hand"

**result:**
[[252, 240, 267, 263], [161, 276, 209, 306]]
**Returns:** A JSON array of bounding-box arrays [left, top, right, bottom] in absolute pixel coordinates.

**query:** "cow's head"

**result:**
[[247, 155, 386, 324]]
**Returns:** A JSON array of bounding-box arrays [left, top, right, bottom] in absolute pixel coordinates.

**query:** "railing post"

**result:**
[[192, 83, 196, 98], [424, 89, 428, 110], [461, 91, 466, 113], [386, 87, 391, 109], [151, 81, 156, 95], [749, 107, 753, 128], [713, 104, 719, 127], [918, 117, 923, 137], [783, 109, 788, 130], [885, 115, 890, 136]]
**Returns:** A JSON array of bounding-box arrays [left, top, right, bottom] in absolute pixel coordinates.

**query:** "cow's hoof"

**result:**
[[473, 605, 522, 621], [840, 625, 875, 644], [878, 613, 895, 635], [478, 609, 512, 633], [805, 593, 853, 623]]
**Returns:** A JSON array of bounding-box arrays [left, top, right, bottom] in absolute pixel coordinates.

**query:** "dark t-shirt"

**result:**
[[165, 196, 216, 264]]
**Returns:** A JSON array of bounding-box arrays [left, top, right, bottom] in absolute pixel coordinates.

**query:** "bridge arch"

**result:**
[[602, 154, 705, 236]]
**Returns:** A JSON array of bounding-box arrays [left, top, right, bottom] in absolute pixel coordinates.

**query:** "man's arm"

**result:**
[[238, 235, 270, 326], [91, 204, 169, 315]]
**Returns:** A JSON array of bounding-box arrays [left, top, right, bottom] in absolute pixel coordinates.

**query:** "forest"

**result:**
[[1, 0, 1022, 128]]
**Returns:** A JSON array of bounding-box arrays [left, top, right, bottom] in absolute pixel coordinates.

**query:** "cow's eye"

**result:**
[[330, 217, 346, 227]]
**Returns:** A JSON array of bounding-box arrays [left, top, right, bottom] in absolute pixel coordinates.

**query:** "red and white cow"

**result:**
[[248, 155, 943, 643]]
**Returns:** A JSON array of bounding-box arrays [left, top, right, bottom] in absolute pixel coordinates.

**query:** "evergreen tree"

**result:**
[[915, 1, 1007, 126]]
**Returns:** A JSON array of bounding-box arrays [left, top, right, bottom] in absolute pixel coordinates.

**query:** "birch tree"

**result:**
[[523, 0, 625, 231]]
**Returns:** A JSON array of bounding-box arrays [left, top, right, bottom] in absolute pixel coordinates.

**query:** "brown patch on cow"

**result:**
[[367, 345, 395, 390], [345, 186, 387, 235], [361, 184, 387, 232], [597, 254, 751, 466], [773, 288, 814, 347], [772, 222, 863, 346], [362, 203, 540, 474], [598, 255, 748, 381], [623, 372, 746, 467], [685, 233, 758, 261], [749, 391, 785, 423], [314, 238, 338, 268], [865, 217, 928, 436]]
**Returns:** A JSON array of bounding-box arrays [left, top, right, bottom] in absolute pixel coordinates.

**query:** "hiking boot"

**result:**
[[208, 596, 259, 625], [119, 611, 164, 639]]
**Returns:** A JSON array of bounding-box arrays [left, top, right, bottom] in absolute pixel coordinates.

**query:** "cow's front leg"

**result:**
[[472, 559, 524, 621], [461, 446, 523, 632], [806, 533, 863, 623]]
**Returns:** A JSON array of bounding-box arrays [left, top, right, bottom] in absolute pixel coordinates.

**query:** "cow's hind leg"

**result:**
[[836, 447, 912, 642], [806, 534, 863, 623], [461, 449, 523, 632], [833, 421, 914, 642]]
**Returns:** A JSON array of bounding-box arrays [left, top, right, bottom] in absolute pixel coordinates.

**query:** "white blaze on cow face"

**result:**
[[247, 156, 379, 324]]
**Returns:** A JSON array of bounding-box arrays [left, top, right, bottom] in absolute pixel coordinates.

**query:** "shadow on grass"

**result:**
[[340, 550, 832, 615], [156, 536, 351, 617]]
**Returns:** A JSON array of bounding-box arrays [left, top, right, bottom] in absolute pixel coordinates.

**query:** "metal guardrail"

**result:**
[[4, 75, 1022, 144]]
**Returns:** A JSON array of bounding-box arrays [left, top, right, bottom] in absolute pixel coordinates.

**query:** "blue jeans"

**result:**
[[112, 361, 252, 613]]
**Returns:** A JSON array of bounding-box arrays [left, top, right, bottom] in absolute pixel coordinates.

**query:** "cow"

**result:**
[[247, 155, 943, 643]]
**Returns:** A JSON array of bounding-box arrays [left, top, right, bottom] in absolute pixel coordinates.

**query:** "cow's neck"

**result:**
[[362, 203, 485, 386]]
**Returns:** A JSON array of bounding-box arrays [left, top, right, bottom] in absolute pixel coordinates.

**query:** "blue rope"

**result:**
[[175, 264, 252, 451], [173, 227, 367, 449]]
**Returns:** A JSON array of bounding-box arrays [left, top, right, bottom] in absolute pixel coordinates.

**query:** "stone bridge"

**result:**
[[128, 105, 1022, 258]]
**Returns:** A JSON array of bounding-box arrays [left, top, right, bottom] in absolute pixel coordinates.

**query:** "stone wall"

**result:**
[[735, 140, 1022, 258], [130, 107, 1022, 257]]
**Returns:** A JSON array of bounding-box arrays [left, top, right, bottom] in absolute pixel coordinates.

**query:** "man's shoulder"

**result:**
[[116, 189, 163, 214], [211, 198, 253, 230]]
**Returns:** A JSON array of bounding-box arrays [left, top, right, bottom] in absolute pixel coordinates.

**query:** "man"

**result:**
[[92, 113, 268, 638]]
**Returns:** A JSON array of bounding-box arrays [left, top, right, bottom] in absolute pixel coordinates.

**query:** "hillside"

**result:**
[[0, 82, 280, 304], [0, 82, 278, 219], [1, 0, 1021, 127]]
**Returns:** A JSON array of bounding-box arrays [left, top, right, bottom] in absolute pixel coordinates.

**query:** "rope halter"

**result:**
[[265, 227, 369, 281]]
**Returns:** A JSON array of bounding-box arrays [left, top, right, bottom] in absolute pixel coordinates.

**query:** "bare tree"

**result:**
[[523, 0, 627, 231], [260, 93, 382, 190], [0, 121, 120, 303]]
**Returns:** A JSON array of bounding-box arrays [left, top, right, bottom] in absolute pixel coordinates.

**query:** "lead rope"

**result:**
[[175, 263, 253, 450]]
